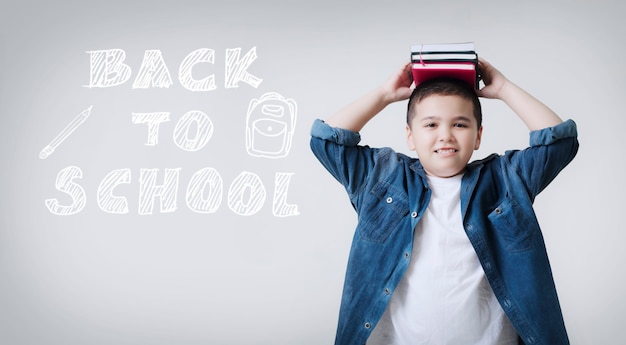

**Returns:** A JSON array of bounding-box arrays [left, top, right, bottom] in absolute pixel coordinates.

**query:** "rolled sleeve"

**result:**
[[529, 119, 578, 146], [310, 119, 362, 147]]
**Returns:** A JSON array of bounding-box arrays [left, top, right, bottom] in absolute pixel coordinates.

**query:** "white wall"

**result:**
[[1, 1, 623, 344]]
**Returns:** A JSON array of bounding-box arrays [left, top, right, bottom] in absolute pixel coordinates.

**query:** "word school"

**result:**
[[46, 167, 298, 217]]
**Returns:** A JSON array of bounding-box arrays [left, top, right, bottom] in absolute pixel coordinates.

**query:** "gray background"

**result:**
[[1, 0, 624, 344]]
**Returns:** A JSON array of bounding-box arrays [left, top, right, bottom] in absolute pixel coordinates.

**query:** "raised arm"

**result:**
[[325, 62, 414, 132], [476, 57, 563, 131]]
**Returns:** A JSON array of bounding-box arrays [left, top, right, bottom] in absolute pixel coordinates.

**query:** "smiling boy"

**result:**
[[310, 58, 578, 344], [406, 85, 483, 178]]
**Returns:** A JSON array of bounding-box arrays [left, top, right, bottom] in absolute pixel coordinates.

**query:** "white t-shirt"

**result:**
[[367, 174, 517, 345]]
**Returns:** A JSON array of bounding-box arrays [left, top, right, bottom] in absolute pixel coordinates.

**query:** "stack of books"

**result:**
[[410, 42, 479, 88]]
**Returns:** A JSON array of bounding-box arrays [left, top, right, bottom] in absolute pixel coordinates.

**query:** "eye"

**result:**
[[453, 122, 468, 128], [425, 122, 437, 128]]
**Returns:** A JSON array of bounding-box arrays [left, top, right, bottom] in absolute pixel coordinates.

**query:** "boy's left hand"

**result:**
[[476, 57, 508, 99]]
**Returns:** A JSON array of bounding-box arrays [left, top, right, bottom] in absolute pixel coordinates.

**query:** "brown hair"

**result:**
[[407, 77, 482, 128]]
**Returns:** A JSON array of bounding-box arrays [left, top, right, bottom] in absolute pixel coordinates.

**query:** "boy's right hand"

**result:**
[[325, 62, 414, 132], [379, 62, 414, 104]]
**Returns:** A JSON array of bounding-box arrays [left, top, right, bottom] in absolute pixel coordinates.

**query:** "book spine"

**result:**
[[411, 57, 478, 64], [411, 53, 477, 63]]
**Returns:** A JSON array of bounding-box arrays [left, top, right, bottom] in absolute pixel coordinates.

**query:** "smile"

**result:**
[[435, 149, 458, 154]]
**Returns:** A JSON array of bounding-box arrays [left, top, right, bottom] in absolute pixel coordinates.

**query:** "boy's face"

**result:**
[[406, 94, 483, 178]]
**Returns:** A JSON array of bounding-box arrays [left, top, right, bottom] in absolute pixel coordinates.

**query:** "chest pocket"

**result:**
[[488, 196, 538, 253], [358, 180, 410, 243]]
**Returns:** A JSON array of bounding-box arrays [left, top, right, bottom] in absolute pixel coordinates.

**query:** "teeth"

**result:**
[[437, 149, 457, 153]]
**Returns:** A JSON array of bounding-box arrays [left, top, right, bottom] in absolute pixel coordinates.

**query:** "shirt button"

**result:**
[[411, 211, 418, 218], [364, 322, 371, 329], [495, 207, 502, 214], [404, 252, 410, 259], [384, 288, 390, 295], [386, 197, 393, 203], [503, 299, 512, 308]]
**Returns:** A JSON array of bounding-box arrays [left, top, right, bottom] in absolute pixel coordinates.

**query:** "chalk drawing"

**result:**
[[45, 166, 86, 215], [172, 110, 214, 151], [138, 168, 181, 215], [86, 49, 131, 87], [225, 47, 263, 88], [186, 167, 223, 213], [272, 172, 299, 217], [43, 48, 300, 217], [227, 171, 266, 216], [40, 106, 92, 159], [97, 168, 131, 214], [179, 48, 217, 91], [132, 112, 171, 146], [245, 92, 297, 158], [132, 50, 173, 88], [87, 47, 261, 90]]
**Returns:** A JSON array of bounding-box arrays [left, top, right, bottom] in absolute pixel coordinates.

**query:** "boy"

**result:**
[[309, 58, 578, 345]]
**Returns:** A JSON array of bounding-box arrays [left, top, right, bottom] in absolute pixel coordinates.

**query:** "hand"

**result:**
[[324, 62, 414, 132], [475, 57, 563, 130], [476, 57, 508, 99], [380, 61, 414, 104]]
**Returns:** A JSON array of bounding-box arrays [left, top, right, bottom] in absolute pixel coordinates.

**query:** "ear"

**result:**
[[406, 124, 416, 151], [474, 125, 483, 150]]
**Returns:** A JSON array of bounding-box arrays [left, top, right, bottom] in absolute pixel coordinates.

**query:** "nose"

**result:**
[[438, 127, 454, 142]]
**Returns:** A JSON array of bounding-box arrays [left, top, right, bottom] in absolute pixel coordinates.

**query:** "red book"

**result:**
[[411, 61, 478, 89]]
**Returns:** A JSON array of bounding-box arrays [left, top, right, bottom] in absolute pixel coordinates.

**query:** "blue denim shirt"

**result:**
[[310, 118, 579, 345]]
